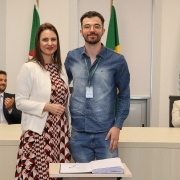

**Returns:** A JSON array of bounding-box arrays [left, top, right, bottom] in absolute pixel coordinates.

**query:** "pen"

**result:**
[[69, 163, 78, 168]]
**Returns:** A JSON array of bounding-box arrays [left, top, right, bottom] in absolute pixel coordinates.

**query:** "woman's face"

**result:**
[[39, 29, 58, 57]]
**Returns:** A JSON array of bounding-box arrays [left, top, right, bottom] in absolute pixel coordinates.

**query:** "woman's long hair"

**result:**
[[32, 22, 62, 73]]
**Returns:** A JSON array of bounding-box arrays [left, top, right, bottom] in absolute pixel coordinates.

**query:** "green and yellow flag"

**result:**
[[106, 4, 120, 115], [106, 5, 120, 53], [29, 4, 40, 60]]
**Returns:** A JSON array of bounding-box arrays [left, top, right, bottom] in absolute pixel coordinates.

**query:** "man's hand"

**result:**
[[4, 97, 14, 111], [105, 126, 120, 152]]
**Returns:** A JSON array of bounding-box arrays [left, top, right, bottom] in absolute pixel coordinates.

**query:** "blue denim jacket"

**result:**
[[65, 45, 130, 133]]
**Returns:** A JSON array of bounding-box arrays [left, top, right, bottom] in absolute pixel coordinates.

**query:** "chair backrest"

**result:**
[[169, 95, 180, 127]]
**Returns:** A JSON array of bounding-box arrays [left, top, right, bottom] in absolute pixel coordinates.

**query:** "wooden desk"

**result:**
[[0, 124, 21, 180], [0, 124, 7, 131], [1, 125, 180, 180], [49, 163, 132, 179], [119, 127, 180, 180]]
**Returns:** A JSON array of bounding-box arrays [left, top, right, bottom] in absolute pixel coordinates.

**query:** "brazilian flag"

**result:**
[[106, 5, 120, 115], [106, 5, 120, 53]]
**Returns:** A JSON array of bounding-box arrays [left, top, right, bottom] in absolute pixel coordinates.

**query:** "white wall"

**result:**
[[1, 0, 70, 93], [77, 0, 152, 97], [150, 0, 180, 126], [1, 0, 180, 127], [0, 0, 6, 71]]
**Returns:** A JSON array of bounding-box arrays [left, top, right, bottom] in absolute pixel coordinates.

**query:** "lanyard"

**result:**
[[84, 57, 101, 86]]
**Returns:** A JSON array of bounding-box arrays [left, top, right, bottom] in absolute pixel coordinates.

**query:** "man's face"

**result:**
[[80, 16, 105, 44], [0, 74, 7, 93]]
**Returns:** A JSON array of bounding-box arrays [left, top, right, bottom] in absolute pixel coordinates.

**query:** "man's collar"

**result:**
[[81, 43, 106, 59]]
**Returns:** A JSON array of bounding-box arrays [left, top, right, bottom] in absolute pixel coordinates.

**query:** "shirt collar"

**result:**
[[81, 43, 107, 59], [0, 92, 4, 98]]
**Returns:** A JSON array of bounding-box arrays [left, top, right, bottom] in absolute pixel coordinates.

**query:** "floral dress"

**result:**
[[15, 64, 70, 180]]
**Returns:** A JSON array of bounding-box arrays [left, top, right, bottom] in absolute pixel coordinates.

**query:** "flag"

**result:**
[[106, 5, 120, 115], [106, 5, 120, 53], [29, 4, 40, 60]]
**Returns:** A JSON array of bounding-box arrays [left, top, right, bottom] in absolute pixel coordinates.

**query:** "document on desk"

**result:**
[[60, 157, 124, 174]]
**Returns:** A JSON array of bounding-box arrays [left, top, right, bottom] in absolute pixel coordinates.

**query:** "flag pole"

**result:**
[[36, 0, 39, 8], [110, 0, 113, 13]]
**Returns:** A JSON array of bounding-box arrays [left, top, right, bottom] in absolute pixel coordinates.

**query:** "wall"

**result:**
[[0, 0, 6, 71], [150, 0, 180, 126], [1, 0, 180, 127], [1, 0, 69, 94], [77, 0, 152, 98], [1, 0, 152, 97]]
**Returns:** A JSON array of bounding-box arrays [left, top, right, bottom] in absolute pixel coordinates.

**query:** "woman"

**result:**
[[15, 23, 71, 179]]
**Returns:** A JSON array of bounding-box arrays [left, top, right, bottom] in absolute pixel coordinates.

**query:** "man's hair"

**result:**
[[80, 11, 105, 27], [0, 70, 7, 76]]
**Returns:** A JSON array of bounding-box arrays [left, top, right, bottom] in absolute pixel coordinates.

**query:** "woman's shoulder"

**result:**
[[21, 61, 40, 70], [19, 61, 43, 77]]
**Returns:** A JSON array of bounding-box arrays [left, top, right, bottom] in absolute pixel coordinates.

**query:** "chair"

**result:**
[[169, 95, 180, 127]]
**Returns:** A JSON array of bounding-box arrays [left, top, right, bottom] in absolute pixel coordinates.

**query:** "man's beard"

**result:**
[[0, 86, 6, 93], [84, 33, 101, 44]]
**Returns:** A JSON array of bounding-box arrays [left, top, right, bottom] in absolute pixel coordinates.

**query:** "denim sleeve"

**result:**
[[64, 52, 73, 85], [115, 55, 130, 128]]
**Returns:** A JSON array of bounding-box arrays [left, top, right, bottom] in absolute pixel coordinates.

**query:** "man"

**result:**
[[0, 70, 21, 124], [65, 11, 130, 163]]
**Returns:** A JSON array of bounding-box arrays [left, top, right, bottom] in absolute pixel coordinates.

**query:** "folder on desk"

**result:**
[[60, 157, 124, 174]]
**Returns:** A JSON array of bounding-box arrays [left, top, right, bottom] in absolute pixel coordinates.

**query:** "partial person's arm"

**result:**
[[106, 55, 130, 152], [17, 63, 68, 119], [15, 63, 51, 117], [172, 100, 180, 127], [4, 97, 14, 112], [64, 52, 73, 85], [43, 103, 65, 116], [3, 94, 22, 124], [115, 55, 130, 128], [105, 126, 120, 152]]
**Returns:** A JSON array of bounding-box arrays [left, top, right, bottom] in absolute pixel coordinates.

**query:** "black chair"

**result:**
[[169, 95, 180, 127]]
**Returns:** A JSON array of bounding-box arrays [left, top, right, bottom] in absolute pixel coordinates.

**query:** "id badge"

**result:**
[[86, 86, 93, 98]]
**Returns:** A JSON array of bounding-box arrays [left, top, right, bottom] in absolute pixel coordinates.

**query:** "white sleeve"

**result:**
[[15, 63, 47, 117], [172, 100, 180, 127]]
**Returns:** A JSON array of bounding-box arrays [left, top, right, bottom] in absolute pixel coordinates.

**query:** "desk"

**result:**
[[0, 124, 7, 131], [0, 124, 21, 180], [0, 125, 180, 180], [49, 163, 132, 179], [119, 127, 180, 180]]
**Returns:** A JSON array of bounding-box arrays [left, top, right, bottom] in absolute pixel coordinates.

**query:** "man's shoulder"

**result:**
[[67, 47, 84, 56], [105, 47, 124, 59]]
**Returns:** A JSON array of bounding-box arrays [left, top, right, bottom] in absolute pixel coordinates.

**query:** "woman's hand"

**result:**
[[43, 103, 66, 116]]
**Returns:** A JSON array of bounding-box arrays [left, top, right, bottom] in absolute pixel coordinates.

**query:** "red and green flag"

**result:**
[[106, 5, 120, 115], [106, 5, 120, 53], [29, 4, 40, 60]]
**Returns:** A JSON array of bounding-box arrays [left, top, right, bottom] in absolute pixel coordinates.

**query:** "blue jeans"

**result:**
[[69, 129, 118, 163]]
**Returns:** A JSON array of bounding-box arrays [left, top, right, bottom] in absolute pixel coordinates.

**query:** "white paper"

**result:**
[[60, 158, 124, 174], [90, 157, 124, 174], [60, 163, 91, 173]]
